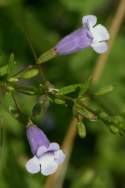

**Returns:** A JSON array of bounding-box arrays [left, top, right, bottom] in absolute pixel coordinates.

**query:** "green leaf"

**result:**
[[58, 79, 91, 96], [94, 85, 114, 96], [109, 125, 120, 135], [79, 107, 97, 121], [58, 84, 81, 95], [21, 68, 39, 79], [7, 53, 16, 78], [0, 64, 8, 77], [54, 98, 66, 105], [76, 121, 86, 138], [32, 102, 43, 116], [32, 95, 49, 120], [8, 77, 19, 82]]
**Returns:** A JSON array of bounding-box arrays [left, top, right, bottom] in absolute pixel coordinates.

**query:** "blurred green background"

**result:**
[[0, 0, 125, 188]]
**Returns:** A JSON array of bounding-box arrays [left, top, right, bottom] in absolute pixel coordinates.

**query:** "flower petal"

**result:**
[[36, 146, 47, 157], [25, 156, 40, 174], [48, 142, 60, 151], [91, 41, 108, 54], [40, 152, 58, 176], [91, 24, 110, 42], [82, 15, 97, 27], [36, 143, 60, 157], [54, 149, 65, 164]]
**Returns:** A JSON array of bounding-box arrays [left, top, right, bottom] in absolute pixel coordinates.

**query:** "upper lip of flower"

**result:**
[[82, 15, 110, 53], [36, 142, 60, 157]]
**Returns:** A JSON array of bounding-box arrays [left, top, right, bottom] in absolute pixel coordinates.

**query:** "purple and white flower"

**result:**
[[55, 15, 110, 55], [25, 123, 65, 176]]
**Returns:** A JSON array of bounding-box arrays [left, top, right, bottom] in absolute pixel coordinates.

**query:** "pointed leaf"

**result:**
[[58, 84, 81, 95], [94, 85, 114, 96], [0, 65, 8, 77], [7, 53, 16, 77], [21, 68, 39, 79], [76, 121, 86, 138]]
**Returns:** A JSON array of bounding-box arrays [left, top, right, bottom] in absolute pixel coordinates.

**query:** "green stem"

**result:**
[[11, 93, 22, 114]]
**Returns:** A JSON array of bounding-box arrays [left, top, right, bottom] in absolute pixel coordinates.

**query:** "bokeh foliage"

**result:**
[[0, 0, 125, 188]]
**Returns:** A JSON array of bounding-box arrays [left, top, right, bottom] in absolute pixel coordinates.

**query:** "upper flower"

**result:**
[[25, 123, 65, 176], [54, 15, 110, 55]]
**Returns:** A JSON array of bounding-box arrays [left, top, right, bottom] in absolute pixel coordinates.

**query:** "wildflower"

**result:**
[[25, 122, 65, 176], [55, 15, 110, 55]]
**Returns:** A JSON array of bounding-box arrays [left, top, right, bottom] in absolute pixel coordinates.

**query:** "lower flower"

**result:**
[[25, 122, 65, 176]]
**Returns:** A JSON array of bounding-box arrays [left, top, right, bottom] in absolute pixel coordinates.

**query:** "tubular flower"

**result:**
[[25, 123, 65, 176], [55, 15, 110, 55]]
